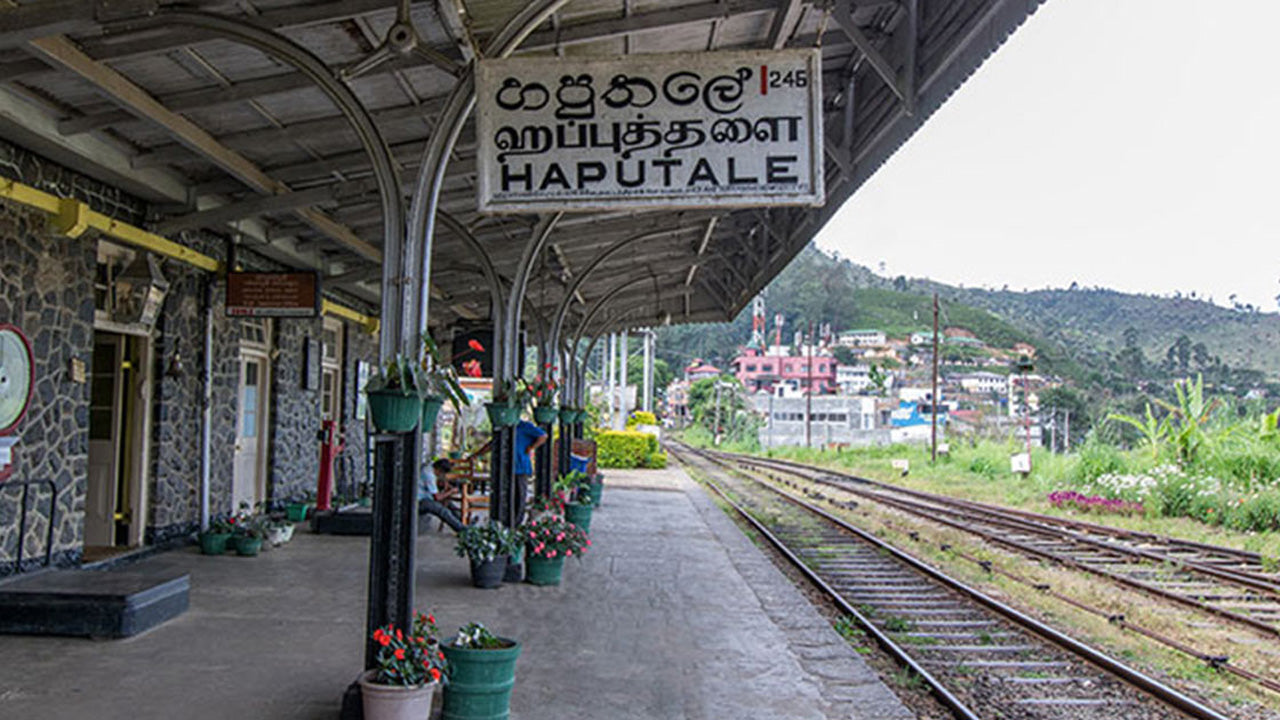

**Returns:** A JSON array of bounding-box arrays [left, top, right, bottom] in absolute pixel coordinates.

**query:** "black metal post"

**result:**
[[557, 417, 573, 479], [364, 431, 420, 667], [535, 418, 553, 497]]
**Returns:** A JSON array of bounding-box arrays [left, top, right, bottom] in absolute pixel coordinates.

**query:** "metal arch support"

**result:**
[[502, 213, 562, 381], [546, 226, 684, 362], [109, 10, 407, 361], [569, 275, 652, 354], [406, 0, 573, 360], [437, 211, 505, 332]]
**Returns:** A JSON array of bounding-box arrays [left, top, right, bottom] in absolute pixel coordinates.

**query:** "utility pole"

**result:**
[[1049, 406, 1057, 453], [614, 330, 624, 425], [712, 382, 723, 446], [1063, 409, 1070, 451], [805, 320, 814, 449], [931, 292, 939, 463], [606, 333, 616, 427], [1016, 355, 1034, 472], [642, 329, 653, 413]]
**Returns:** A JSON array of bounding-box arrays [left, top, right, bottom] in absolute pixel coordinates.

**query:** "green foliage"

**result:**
[[364, 354, 427, 396], [451, 622, 505, 650], [597, 430, 666, 468], [454, 522, 520, 563], [626, 411, 658, 428]]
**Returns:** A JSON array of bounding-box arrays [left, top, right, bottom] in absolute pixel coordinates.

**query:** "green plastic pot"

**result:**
[[421, 395, 445, 433], [532, 405, 558, 425], [285, 503, 310, 522], [565, 502, 593, 533], [558, 407, 577, 424], [525, 554, 564, 586], [589, 480, 603, 509], [484, 402, 520, 428], [441, 638, 522, 720], [199, 532, 231, 555], [236, 536, 263, 557], [368, 389, 421, 433], [573, 409, 589, 424]]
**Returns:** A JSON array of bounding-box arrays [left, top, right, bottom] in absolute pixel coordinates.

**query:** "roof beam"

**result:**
[[0, 0, 156, 50], [27, 34, 381, 261], [766, 0, 806, 50], [154, 177, 378, 234], [55, 0, 779, 136], [832, 2, 908, 105]]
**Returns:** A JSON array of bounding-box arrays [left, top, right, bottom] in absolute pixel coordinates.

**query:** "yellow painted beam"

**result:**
[[322, 299, 380, 335], [1, 175, 379, 333]]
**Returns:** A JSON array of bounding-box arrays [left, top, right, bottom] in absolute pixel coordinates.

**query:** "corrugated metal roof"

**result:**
[[0, 0, 1049, 334]]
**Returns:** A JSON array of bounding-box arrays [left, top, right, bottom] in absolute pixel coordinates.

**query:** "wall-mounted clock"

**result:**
[[0, 324, 34, 435]]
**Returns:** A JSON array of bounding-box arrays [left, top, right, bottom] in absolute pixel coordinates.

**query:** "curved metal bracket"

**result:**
[[110, 10, 407, 361]]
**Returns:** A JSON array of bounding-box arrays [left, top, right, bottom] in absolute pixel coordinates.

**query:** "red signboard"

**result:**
[[226, 272, 320, 317]]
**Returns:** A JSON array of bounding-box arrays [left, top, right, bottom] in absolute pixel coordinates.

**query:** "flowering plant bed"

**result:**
[[527, 492, 567, 520], [371, 611, 448, 687], [1048, 490, 1144, 516], [520, 514, 590, 561]]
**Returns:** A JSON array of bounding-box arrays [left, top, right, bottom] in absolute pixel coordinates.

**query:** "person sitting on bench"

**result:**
[[419, 458, 464, 532]]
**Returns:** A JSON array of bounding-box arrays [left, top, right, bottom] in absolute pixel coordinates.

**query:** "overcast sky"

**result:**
[[814, 0, 1280, 312]]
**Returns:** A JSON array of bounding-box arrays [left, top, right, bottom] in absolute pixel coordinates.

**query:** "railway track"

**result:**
[[703, 449, 1280, 639], [671, 442, 1230, 720]]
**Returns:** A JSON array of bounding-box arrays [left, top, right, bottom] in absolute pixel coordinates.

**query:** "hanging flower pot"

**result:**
[[368, 389, 421, 433], [532, 405, 558, 425], [420, 394, 445, 433], [484, 401, 520, 427], [558, 406, 577, 424], [573, 409, 589, 424]]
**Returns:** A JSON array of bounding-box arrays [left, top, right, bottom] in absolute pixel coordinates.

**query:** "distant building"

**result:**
[[837, 329, 886, 348], [910, 330, 938, 345], [836, 364, 895, 395], [684, 359, 722, 382], [752, 395, 887, 448], [1012, 342, 1037, 358], [665, 379, 691, 424], [732, 345, 836, 394], [956, 371, 1006, 395]]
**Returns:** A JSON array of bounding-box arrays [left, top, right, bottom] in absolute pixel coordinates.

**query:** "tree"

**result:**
[[626, 356, 673, 394], [1037, 386, 1091, 451], [831, 345, 857, 366]]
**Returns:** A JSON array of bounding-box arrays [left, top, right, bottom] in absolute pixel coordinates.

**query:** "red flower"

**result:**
[[468, 339, 485, 353], [394, 648, 405, 661], [396, 628, 403, 642], [438, 651, 445, 660], [462, 359, 482, 378], [427, 614, 436, 624], [378, 634, 391, 647], [430, 668, 441, 682]]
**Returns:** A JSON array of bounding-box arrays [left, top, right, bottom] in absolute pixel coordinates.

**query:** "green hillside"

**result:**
[[654, 245, 1277, 401]]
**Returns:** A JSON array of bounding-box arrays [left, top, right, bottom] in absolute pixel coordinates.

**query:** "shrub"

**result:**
[[597, 430, 659, 468], [626, 411, 658, 428]]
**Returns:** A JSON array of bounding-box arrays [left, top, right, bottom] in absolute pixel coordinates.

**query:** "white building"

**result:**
[[836, 364, 894, 395], [957, 371, 1006, 395], [837, 329, 887, 348], [752, 395, 886, 448]]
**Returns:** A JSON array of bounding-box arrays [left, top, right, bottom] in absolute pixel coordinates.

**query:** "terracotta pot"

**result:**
[[359, 670, 439, 720]]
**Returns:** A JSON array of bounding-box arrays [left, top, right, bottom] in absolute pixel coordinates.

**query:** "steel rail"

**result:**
[[669, 445, 981, 720], [675, 442, 1232, 720], [725, 452, 1280, 638]]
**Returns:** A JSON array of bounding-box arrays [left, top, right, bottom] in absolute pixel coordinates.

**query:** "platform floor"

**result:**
[[0, 465, 911, 720]]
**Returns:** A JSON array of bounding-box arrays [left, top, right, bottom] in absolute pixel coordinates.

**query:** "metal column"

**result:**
[[618, 329, 629, 427], [642, 328, 653, 414]]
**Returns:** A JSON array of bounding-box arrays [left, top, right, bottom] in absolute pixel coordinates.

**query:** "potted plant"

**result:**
[[454, 522, 519, 589], [235, 513, 268, 556], [563, 471, 594, 532], [266, 518, 294, 547], [364, 354, 426, 433], [484, 379, 526, 428], [198, 516, 235, 555], [285, 491, 314, 522], [527, 492, 566, 522], [528, 364, 559, 424], [519, 514, 590, 586], [558, 405, 577, 424], [360, 611, 447, 720], [441, 623, 521, 720], [421, 337, 470, 433]]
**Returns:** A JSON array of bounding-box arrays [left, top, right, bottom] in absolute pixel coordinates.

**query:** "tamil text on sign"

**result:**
[[476, 49, 823, 212]]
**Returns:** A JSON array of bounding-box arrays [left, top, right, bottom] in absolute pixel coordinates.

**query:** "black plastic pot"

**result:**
[[470, 556, 508, 589]]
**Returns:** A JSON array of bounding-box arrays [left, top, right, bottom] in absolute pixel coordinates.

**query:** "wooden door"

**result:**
[[86, 334, 124, 546], [232, 353, 269, 512]]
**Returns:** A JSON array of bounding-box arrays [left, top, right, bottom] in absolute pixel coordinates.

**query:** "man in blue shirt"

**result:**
[[512, 419, 547, 525]]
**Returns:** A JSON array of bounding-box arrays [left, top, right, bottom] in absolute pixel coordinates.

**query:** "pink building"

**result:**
[[731, 346, 836, 394], [684, 359, 723, 382]]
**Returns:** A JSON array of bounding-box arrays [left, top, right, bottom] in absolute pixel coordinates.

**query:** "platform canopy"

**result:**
[[0, 0, 1045, 344]]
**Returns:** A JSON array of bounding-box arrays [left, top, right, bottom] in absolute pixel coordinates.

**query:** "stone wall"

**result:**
[[0, 137, 381, 575], [0, 201, 95, 573], [339, 323, 378, 495]]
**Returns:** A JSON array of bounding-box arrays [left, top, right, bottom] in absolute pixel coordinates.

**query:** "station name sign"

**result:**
[[476, 49, 823, 213], [226, 271, 320, 318]]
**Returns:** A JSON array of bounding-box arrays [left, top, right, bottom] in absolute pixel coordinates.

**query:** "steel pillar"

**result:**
[[618, 329, 628, 428], [642, 328, 654, 413], [365, 432, 420, 664]]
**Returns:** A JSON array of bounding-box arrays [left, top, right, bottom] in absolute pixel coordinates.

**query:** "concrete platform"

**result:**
[[0, 465, 910, 720]]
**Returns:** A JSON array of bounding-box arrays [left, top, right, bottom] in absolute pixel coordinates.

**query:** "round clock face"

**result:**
[[0, 326, 34, 434]]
